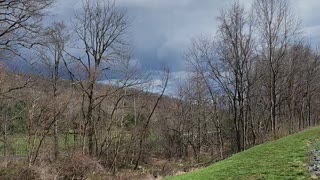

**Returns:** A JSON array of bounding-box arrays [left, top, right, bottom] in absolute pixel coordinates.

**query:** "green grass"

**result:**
[[0, 134, 78, 156], [166, 127, 320, 180]]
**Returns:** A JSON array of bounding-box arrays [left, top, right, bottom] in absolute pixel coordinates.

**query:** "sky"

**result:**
[[47, 0, 320, 95]]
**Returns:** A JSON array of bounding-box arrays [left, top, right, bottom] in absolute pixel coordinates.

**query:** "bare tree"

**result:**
[[37, 21, 70, 160], [254, 0, 301, 138], [134, 67, 169, 170], [186, 1, 255, 152], [65, 0, 129, 156], [0, 0, 54, 55]]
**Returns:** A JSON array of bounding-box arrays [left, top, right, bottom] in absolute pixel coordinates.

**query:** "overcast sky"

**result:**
[[48, 0, 320, 94]]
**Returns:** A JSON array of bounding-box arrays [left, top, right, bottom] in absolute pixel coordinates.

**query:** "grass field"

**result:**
[[0, 134, 78, 156], [166, 127, 320, 180]]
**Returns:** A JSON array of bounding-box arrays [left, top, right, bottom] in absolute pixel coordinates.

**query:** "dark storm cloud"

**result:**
[[50, 0, 320, 72], [119, 0, 230, 72], [48, 0, 320, 91], [50, 0, 235, 72]]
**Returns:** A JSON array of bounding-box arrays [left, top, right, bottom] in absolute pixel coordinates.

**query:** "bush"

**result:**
[[0, 166, 39, 180], [57, 152, 104, 179]]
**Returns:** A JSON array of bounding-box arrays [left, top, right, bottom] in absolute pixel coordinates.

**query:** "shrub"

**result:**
[[57, 152, 104, 179], [0, 165, 39, 180]]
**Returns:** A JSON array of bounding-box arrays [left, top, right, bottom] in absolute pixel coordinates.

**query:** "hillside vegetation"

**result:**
[[3, 0, 320, 179], [167, 127, 320, 180]]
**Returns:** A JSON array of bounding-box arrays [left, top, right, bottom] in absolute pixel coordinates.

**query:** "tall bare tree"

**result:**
[[254, 0, 301, 138], [187, 1, 255, 152], [37, 22, 70, 160], [66, 0, 128, 156]]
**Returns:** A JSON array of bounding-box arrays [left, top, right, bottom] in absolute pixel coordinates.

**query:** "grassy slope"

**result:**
[[167, 127, 320, 180]]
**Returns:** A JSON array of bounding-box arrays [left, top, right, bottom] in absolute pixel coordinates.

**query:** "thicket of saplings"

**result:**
[[1, 0, 320, 179]]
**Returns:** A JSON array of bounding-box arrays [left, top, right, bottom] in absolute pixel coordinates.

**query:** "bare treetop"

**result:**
[[0, 0, 54, 55], [74, 0, 128, 69]]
